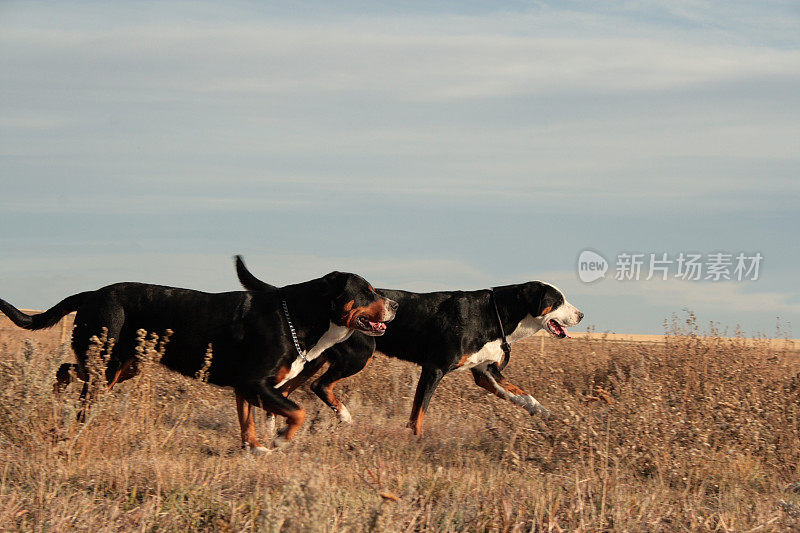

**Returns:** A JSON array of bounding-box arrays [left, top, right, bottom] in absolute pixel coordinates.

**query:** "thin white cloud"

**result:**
[[0, 193, 316, 215], [2, 3, 798, 212], [4, 20, 799, 102]]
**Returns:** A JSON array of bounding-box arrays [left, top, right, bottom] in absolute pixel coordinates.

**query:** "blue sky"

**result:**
[[1, 1, 799, 335]]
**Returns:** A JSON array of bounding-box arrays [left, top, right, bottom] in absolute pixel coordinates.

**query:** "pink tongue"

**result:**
[[551, 321, 571, 338], [369, 320, 386, 331]]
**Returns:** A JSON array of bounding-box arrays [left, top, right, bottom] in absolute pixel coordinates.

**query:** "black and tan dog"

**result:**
[[0, 264, 396, 449], [236, 256, 583, 439]]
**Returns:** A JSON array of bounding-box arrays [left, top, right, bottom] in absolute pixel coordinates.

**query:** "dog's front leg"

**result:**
[[237, 384, 307, 448], [257, 357, 328, 437], [471, 364, 550, 419], [407, 367, 445, 435]]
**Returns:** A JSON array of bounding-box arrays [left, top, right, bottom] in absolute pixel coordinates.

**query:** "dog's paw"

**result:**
[[273, 431, 290, 449], [242, 443, 271, 455], [535, 404, 552, 420], [265, 414, 277, 435], [336, 405, 353, 424], [515, 394, 551, 419]]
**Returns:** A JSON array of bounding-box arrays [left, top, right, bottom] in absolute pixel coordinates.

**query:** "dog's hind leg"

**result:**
[[237, 382, 307, 448], [53, 363, 87, 394], [76, 381, 90, 422], [68, 306, 126, 420], [53, 362, 91, 421], [470, 364, 550, 419], [106, 357, 138, 391], [53, 361, 90, 421]]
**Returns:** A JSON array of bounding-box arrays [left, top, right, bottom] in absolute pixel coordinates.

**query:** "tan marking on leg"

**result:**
[[472, 371, 498, 395], [473, 370, 527, 401], [107, 359, 137, 391], [500, 381, 527, 397], [319, 379, 344, 411], [408, 410, 425, 436], [407, 373, 431, 436], [408, 387, 426, 436], [280, 406, 307, 441], [236, 394, 265, 450], [312, 374, 353, 422]]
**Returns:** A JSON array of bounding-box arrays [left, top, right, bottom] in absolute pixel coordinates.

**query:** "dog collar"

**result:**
[[281, 299, 308, 362]]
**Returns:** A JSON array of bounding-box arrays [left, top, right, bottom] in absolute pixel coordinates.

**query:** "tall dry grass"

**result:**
[[1, 313, 799, 531]]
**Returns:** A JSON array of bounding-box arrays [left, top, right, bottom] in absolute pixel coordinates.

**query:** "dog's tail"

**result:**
[[234, 255, 279, 292], [0, 292, 90, 330]]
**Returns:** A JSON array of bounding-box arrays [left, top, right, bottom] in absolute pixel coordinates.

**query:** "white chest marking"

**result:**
[[275, 322, 352, 388], [458, 340, 505, 370], [456, 314, 542, 371]]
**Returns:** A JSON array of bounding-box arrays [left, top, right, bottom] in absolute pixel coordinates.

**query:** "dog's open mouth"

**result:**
[[355, 315, 387, 336], [547, 319, 570, 339]]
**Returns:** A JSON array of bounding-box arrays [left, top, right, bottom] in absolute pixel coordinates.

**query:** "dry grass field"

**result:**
[[1, 313, 800, 532]]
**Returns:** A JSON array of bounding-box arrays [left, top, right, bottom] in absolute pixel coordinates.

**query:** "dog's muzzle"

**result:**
[[344, 298, 397, 336]]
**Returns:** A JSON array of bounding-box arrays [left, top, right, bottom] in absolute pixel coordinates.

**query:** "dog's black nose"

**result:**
[[388, 299, 399, 311], [577, 311, 584, 321]]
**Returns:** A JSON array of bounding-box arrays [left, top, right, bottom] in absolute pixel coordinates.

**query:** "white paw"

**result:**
[[535, 404, 551, 419], [273, 433, 290, 448], [243, 443, 271, 455], [516, 395, 551, 419], [265, 414, 276, 435], [337, 405, 353, 424]]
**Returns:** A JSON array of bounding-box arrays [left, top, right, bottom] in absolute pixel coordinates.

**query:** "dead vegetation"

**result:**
[[1, 312, 799, 531]]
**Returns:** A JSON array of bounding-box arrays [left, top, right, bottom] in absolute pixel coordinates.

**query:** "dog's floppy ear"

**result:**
[[523, 281, 563, 316], [321, 271, 349, 300], [234, 255, 278, 292], [521, 281, 547, 316]]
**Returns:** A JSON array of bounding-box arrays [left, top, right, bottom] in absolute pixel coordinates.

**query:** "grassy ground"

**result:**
[[1, 314, 800, 531]]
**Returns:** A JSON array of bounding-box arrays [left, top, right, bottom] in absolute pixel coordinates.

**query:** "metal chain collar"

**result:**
[[281, 299, 308, 362]]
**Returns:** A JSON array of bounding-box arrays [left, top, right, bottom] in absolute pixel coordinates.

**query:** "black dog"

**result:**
[[236, 256, 583, 436], [0, 263, 397, 449]]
